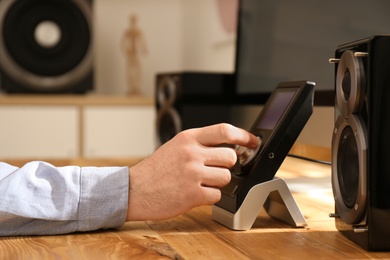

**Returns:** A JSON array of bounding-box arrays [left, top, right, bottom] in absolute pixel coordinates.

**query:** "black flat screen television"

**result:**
[[234, 0, 390, 105]]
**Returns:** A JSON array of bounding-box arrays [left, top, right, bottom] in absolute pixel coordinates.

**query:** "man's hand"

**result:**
[[126, 123, 259, 221]]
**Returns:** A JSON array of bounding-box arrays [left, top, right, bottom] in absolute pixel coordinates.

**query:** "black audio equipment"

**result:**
[[155, 72, 270, 146], [216, 80, 314, 213], [0, 0, 93, 93], [330, 35, 390, 251], [155, 72, 235, 146]]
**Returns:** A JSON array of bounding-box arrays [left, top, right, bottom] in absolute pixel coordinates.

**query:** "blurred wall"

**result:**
[[94, 0, 236, 97], [0, 0, 333, 153]]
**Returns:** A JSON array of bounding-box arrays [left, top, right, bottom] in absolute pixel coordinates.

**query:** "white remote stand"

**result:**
[[212, 177, 307, 230]]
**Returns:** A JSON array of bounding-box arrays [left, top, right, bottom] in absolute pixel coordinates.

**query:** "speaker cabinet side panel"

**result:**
[[367, 36, 390, 250]]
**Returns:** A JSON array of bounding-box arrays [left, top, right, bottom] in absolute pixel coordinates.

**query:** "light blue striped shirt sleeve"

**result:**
[[0, 161, 129, 236]]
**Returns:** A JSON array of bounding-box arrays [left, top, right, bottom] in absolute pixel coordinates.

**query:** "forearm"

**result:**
[[0, 161, 129, 236]]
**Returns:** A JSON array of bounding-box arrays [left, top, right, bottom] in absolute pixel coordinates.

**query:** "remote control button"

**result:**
[[236, 136, 262, 167]]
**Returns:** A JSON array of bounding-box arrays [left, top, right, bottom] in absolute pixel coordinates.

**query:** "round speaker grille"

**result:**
[[332, 115, 367, 224], [0, 0, 93, 91], [156, 76, 181, 145], [336, 50, 365, 119]]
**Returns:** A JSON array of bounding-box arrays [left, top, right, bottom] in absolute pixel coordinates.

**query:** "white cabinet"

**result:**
[[83, 106, 155, 158], [0, 95, 155, 159], [0, 106, 79, 158]]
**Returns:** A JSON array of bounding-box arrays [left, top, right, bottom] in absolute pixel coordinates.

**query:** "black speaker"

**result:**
[[155, 72, 237, 146], [0, 0, 93, 93], [330, 35, 390, 251], [155, 72, 271, 146]]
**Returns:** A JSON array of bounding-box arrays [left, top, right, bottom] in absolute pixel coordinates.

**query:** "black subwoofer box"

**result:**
[[0, 0, 93, 93]]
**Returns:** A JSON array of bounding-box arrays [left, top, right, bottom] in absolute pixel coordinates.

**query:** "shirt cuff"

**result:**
[[77, 166, 129, 232]]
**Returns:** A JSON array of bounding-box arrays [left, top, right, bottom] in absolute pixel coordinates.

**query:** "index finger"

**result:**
[[194, 123, 259, 149]]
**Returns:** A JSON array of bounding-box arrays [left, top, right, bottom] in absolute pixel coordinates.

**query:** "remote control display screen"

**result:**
[[256, 88, 297, 130]]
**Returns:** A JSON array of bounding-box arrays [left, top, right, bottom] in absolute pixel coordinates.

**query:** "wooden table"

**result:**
[[1, 157, 390, 259]]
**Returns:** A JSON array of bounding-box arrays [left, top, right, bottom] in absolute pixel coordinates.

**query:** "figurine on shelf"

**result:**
[[121, 14, 148, 96]]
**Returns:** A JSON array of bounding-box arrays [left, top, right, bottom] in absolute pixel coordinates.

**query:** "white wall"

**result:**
[[94, 0, 184, 97], [94, 0, 236, 97], [181, 0, 236, 72]]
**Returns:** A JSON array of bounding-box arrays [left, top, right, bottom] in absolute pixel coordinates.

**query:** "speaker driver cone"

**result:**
[[336, 50, 365, 119], [332, 115, 367, 224], [156, 75, 181, 145], [0, 0, 93, 91]]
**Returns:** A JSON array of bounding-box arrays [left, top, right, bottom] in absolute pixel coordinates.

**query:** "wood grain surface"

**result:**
[[1, 157, 390, 259]]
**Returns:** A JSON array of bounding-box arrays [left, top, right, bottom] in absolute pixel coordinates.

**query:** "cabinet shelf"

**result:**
[[0, 95, 155, 159], [0, 94, 154, 106]]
